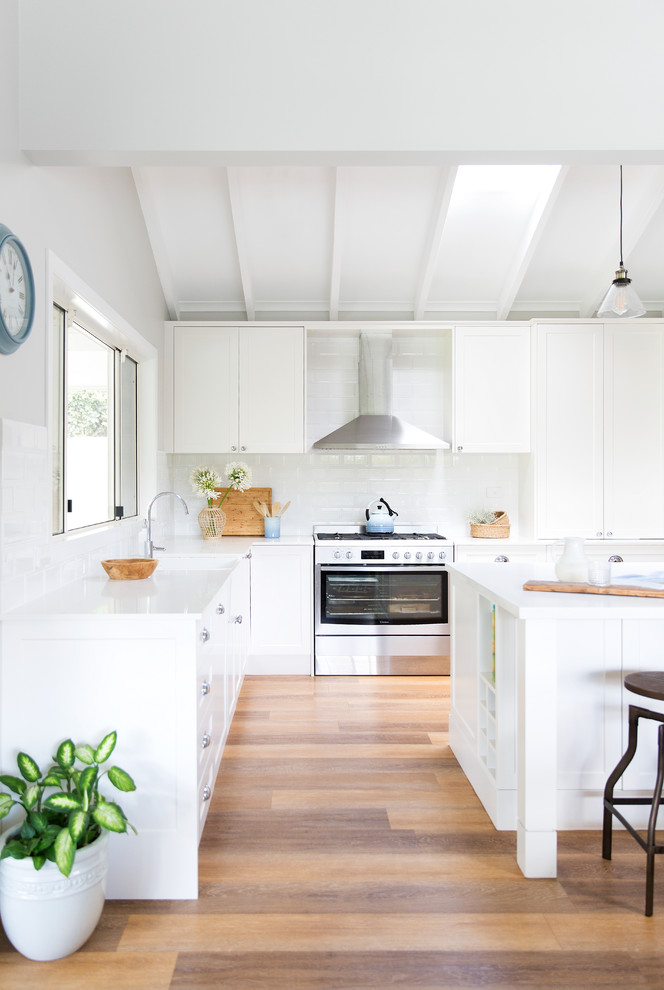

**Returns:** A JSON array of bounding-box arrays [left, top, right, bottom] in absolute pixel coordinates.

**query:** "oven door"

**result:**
[[314, 564, 448, 637]]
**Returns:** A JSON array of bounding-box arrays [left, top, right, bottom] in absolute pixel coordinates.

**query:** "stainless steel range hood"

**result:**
[[313, 333, 450, 450]]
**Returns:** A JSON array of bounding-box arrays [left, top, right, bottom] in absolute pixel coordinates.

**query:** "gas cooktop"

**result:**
[[316, 531, 446, 541]]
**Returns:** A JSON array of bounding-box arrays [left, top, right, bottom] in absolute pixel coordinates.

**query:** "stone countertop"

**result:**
[[449, 560, 664, 619]]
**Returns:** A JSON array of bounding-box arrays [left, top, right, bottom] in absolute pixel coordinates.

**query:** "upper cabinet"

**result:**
[[533, 323, 664, 540], [452, 325, 531, 453], [168, 325, 305, 454]]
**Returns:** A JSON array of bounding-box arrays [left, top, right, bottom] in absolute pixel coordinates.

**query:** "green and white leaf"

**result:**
[[68, 809, 89, 842], [56, 739, 75, 770], [17, 753, 40, 782], [74, 744, 95, 765], [108, 766, 136, 792], [22, 783, 40, 810], [0, 774, 26, 794], [44, 793, 82, 812], [94, 731, 117, 764], [92, 801, 127, 833], [54, 827, 75, 877]]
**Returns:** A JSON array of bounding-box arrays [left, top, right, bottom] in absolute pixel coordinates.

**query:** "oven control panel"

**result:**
[[317, 546, 449, 564]]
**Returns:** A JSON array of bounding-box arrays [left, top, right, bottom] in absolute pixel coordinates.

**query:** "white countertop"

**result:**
[[1, 563, 242, 620], [449, 561, 664, 619], [154, 535, 313, 556]]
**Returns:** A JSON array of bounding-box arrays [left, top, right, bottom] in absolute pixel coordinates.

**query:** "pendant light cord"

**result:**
[[619, 164, 624, 268]]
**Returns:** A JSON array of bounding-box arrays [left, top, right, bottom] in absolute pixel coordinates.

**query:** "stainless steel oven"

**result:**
[[314, 529, 451, 675]]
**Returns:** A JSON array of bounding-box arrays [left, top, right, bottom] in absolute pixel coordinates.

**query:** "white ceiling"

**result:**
[[131, 163, 664, 323]]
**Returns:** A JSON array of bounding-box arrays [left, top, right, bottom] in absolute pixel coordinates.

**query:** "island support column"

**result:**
[[516, 619, 558, 877]]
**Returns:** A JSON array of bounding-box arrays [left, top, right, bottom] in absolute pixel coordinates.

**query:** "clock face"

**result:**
[[0, 240, 29, 338], [0, 225, 35, 354]]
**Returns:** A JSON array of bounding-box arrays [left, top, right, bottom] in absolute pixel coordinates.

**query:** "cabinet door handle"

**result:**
[[202, 785, 211, 801], [231, 445, 237, 452], [608, 555, 623, 563], [457, 445, 464, 451], [596, 531, 603, 537], [494, 555, 509, 563], [234, 615, 243, 624], [201, 732, 211, 749], [240, 445, 247, 451], [200, 627, 210, 643], [606, 531, 613, 537], [201, 680, 211, 696], [216, 603, 225, 615]]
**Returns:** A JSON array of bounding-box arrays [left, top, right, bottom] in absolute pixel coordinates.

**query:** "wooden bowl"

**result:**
[[101, 558, 159, 580]]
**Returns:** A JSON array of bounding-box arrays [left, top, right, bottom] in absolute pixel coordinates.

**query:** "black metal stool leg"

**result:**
[[603, 704, 641, 861], [645, 723, 664, 916]]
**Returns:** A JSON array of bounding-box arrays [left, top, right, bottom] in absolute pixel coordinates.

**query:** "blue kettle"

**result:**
[[365, 497, 398, 534]]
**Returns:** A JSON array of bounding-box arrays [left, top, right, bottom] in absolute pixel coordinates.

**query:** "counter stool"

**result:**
[[602, 672, 664, 916]]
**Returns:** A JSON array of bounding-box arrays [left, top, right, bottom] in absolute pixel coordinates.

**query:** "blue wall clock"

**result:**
[[0, 223, 35, 354]]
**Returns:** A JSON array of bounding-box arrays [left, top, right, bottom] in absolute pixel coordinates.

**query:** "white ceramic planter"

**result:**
[[0, 831, 108, 961]]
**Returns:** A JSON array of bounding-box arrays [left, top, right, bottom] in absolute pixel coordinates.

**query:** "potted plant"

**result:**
[[0, 730, 136, 961], [191, 461, 252, 539]]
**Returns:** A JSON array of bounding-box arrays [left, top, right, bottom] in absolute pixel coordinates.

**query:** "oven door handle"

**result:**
[[317, 565, 447, 574]]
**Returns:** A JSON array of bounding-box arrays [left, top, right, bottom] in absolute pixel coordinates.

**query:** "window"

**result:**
[[52, 303, 138, 535]]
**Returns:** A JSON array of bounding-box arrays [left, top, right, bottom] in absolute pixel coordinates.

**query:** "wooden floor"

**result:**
[[2, 674, 664, 988]]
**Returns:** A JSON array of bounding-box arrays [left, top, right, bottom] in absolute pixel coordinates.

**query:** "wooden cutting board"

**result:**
[[523, 579, 664, 599], [213, 487, 272, 535]]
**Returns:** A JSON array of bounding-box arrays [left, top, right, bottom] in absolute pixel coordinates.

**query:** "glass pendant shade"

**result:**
[[597, 265, 647, 319]]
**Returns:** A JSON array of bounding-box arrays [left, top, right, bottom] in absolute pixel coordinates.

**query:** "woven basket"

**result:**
[[469, 510, 510, 539]]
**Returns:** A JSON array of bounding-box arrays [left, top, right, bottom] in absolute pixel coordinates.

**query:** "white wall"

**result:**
[[18, 0, 664, 164], [0, 1, 168, 608]]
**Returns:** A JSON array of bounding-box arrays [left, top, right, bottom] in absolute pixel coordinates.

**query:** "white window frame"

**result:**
[[48, 252, 158, 540]]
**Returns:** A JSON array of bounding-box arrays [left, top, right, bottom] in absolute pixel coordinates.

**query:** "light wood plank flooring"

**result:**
[[2, 674, 664, 988]]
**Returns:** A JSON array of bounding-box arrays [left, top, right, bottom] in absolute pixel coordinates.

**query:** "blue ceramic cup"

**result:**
[[264, 516, 280, 538]]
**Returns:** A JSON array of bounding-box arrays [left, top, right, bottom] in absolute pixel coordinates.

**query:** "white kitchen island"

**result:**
[[448, 561, 664, 879]]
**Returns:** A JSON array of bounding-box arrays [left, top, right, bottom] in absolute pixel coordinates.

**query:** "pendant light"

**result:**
[[597, 165, 646, 319]]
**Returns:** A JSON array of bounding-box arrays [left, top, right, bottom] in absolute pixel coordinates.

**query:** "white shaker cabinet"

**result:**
[[453, 325, 531, 453], [248, 543, 313, 675], [533, 323, 664, 540], [170, 325, 305, 454]]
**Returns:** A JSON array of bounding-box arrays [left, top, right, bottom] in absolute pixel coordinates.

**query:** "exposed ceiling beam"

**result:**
[[131, 167, 180, 320], [329, 167, 348, 320], [413, 166, 458, 321], [226, 167, 256, 321], [580, 166, 664, 317], [496, 166, 568, 320]]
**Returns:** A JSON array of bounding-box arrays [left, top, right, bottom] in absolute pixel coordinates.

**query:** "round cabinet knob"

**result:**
[[202, 785, 211, 801], [216, 603, 225, 615], [201, 680, 211, 696], [200, 627, 210, 643], [457, 445, 464, 451], [596, 531, 603, 538], [345, 551, 353, 559], [241, 446, 247, 451], [415, 551, 423, 560], [608, 555, 623, 563], [201, 732, 211, 749], [404, 552, 411, 560], [439, 551, 446, 560], [234, 614, 243, 624], [231, 446, 237, 452], [494, 555, 509, 563], [392, 551, 400, 559], [606, 531, 613, 537], [334, 550, 342, 559]]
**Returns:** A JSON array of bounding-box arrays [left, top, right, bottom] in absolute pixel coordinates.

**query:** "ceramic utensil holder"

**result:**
[[264, 516, 280, 538]]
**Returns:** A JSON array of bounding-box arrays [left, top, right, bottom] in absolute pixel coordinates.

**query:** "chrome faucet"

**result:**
[[145, 491, 189, 557]]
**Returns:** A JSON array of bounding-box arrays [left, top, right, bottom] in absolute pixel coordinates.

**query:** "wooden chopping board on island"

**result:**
[[213, 487, 272, 535], [523, 579, 664, 599]]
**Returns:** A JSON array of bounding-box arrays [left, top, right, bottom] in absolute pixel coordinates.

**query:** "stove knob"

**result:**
[[427, 551, 435, 560], [404, 551, 411, 560], [415, 551, 423, 560], [439, 550, 447, 560], [334, 550, 342, 559], [392, 551, 400, 559], [345, 550, 353, 559]]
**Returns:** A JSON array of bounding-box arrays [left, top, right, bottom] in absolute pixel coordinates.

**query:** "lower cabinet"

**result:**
[[248, 544, 313, 674], [0, 561, 250, 900]]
